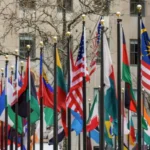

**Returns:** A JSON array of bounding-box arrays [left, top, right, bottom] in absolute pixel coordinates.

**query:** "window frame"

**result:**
[[19, 0, 36, 10], [130, 0, 145, 16], [19, 33, 36, 59], [130, 39, 138, 65], [57, 0, 73, 12]]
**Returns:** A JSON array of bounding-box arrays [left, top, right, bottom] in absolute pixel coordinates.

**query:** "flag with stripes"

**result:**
[[66, 24, 89, 116], [141, 21, 150, 93], [89, 19, 101, 76]]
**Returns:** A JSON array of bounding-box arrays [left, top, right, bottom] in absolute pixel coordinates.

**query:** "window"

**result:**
[[130, 39, 138, 65], [57, 0, 73, 12], [130, 0, 145, 16], [19, 0, 36, 9], [19, 33, 36, 59], [93, 0, 110, 15]]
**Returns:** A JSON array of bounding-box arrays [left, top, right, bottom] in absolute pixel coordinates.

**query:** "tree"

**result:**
[[0, 0, 113, 79]]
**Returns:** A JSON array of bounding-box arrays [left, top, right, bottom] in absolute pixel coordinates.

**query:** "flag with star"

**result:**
[[141, 21, 150, 93]]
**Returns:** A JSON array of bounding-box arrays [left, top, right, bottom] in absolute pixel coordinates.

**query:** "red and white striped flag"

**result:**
[[89, 21, 101, 76], [66, 25, 89, 116]]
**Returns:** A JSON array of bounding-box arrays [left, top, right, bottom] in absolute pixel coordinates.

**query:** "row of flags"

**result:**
[[1, 14, 150, 150]]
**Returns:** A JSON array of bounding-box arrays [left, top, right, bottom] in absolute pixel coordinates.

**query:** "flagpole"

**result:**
[[10, 66, 14, 150], [128, 109, 130, 150], [116, 11, 123, 150], [121, 88, 124, 148], [78, 134, 80, 150], [137, 4, 142, 150], [66, 31, 71, 150], [88, 98, 91, 139], [82, 14, 87, 150], [20, 61, 24, 150], [26, 45, 31, 150], [40, 41, 44, 150], [15, 49, 19, 150], [53, 36, 58, 150], [142, 88, 145, 147], [5, 55, 9, 150], [99, 19, 105, 150], [1, 68, 4, 150]]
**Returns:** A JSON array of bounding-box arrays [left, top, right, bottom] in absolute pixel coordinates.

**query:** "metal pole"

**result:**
[[137, 5, 142, 150], [114, 136, 117, 150], [142, 89, 145, 148], [27, 45, 31, 150], [128, 109, 130, 150], [99, 19, 104, 150], [122, 88, 124, 150], [82, 15, 87, 150], [67, 31, 71, 150], [1, 68, 4, 150], [88, 101, 91, 137], [40, 42, 44, 150], [20, 61, 24, 150], [5, 55, 9, 150], [33, 129, 35, 150], [10, 66, 14, 150], [53, 37, 58, 150], [15, 50, 18, 150], [78, 134, 80, 150], [117, 12, 123, 150]]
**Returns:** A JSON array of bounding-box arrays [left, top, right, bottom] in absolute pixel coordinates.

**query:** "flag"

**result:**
[[89, 128, 99, 144], [103, 33, 118, 120], [38, 52, 60, 111], [66, 24, 89, 116], [71, 94, 99, 135], [0, 90, 22, 133], [56, 49, 67, 135], [104, 111, 113, 146], [12, 59, 40, 124], [144, 107, 150, 126], [123, 144, 128, 150], [86, 94, 99, 131], [122, 28, 137, 112], [141, 21, 150, 93], [129, 114, 136, 146], [48, 126, 65, 145], [44, 107, 54, 126], [71, 110, 83, 135], [40, 71, 61, 112], [144, 124, 150, 145], [89, 20, 101, 76], [56, 49, 67, 110], [124, 115, 130, 135], [11, 72, 23, 106]]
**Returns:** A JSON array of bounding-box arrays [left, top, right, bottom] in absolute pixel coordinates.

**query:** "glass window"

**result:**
[[57, 0, 73, 12], [130, 39, 138, 65], [130, 0, 145, 16], [19, 33, 36, 59], [19, 0, 36, 9]]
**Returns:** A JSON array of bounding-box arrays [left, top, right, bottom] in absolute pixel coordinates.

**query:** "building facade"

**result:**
[[0, 0, 149, 149]]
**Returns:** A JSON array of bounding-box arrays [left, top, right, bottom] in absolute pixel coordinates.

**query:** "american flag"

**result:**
[[141, 22, 150, 93], [89, 21, 101, 76], [66, 25, 89, 116]]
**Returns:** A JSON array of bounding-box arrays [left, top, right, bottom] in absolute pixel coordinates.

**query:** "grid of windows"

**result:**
[[130, 0, 145, 16], [130, 39, 138, 65], [19, 33, 35, 59], [57, 0, 73, 12]]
